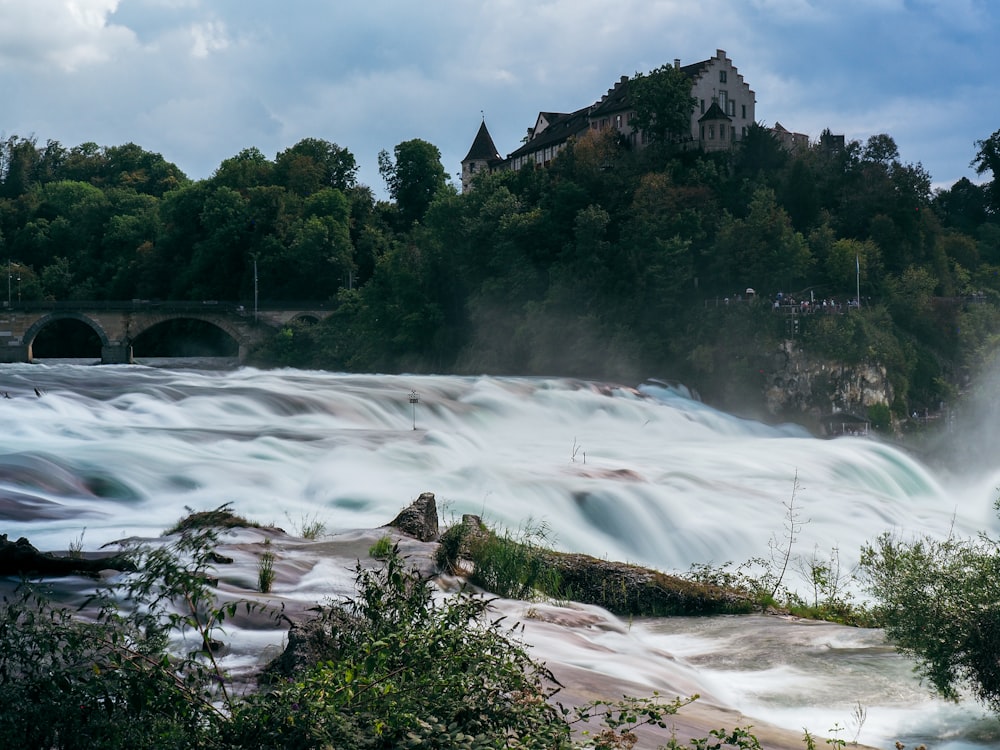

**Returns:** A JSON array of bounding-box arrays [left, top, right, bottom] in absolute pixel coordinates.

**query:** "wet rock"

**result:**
[[386, 491, 439, 541], [0, 534, 135, 577]]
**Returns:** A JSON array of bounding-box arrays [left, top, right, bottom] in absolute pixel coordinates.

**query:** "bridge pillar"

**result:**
[[101, 342, 133, 365], [0, 343, 30, 363]]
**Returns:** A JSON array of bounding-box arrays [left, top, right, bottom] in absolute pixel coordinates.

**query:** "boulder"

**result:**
[[386, 491, 439, 541]]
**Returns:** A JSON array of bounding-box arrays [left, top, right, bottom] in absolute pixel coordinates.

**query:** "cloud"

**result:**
[[0, 0, 135, 72]]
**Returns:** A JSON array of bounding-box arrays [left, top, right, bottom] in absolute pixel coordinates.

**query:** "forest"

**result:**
[[1, 111, 1000, 422]]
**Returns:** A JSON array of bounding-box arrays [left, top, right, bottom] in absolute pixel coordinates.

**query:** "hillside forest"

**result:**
[[2, 113, 1000, 425]]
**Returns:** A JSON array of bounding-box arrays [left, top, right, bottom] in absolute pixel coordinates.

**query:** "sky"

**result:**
[[1, 0, 997, 198]]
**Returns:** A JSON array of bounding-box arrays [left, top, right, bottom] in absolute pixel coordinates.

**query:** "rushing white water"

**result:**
[[1, 362, 998, 747]]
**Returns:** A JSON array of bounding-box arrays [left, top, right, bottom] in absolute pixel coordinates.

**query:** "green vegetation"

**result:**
[[367, 533, 393, 559], [256, 538, 275, 593], [0, 521, 778, 749], [859, 515, 1000, 711], [437, 517, 755, 617], [164, 502, 264, 535], [2, 123, 999, 417]]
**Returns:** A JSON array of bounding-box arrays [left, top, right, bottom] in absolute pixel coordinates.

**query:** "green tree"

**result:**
[[711, 186, 813, 294], [274, 137, 357, 196], [972, 128, 1000, 213], [860, 526, 1000, 711], [378, 138, 450, 227], [628, 64, 697, 147], [211, 147, 274, 191]]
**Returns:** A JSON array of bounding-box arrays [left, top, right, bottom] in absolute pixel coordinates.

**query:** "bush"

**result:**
[[225, 544, 572, 748], [0, 522, 760, 749], [860, 528, 1000, 710]]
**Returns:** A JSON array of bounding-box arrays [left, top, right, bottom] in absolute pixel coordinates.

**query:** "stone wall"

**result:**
[[762, 340, 893, 422]]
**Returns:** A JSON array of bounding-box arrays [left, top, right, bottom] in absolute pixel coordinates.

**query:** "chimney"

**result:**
[[673, 58, 680, 69]]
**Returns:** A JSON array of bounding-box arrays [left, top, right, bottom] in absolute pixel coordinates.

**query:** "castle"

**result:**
[[462, 49, 773, 192]]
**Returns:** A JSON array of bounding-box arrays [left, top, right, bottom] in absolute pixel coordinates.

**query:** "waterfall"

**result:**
[[0, 363, 996, 747]]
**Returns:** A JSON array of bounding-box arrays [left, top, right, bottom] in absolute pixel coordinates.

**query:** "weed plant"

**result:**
[[368, 533, 393, 559], [257, 538, 276, 593]]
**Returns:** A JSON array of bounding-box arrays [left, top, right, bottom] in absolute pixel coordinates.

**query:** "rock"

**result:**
[[386, 491, 439, 541], [538, 551, 753, 617], [263, 606, 363, 682], [0, 533, 135, 577]]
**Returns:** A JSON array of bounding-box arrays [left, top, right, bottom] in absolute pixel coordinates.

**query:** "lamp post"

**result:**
[[253, 256, 259, 323], [409, 390, 419, 430], [6, 260, 9, 308]]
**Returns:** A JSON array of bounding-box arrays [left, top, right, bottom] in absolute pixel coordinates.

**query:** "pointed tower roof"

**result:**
[[698, 101, 732, 123], [463, 120, 501, 163]]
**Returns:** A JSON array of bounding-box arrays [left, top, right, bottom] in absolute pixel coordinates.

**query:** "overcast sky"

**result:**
[[1, 0, 997, 198]]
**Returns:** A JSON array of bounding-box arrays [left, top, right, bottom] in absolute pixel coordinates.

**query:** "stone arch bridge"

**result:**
[[0, 301, 332, 364]]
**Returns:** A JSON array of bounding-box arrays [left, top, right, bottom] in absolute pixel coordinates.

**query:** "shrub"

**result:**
[[368, 533, 393, 559], [859, 528, 1000, 710]]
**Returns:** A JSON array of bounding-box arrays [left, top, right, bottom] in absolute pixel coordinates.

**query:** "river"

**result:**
[[0, 362, 997, 747]]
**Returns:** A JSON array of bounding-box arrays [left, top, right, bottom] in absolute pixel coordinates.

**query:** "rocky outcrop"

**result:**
[[763, 340, 893, 422], [435, 515, 753, 617], [386, 491, 439, 541]]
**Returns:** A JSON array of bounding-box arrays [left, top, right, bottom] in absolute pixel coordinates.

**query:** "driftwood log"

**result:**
[[0, 534, 135, 577]]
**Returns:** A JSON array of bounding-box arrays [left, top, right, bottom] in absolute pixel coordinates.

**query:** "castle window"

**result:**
[[700, 99, 705, 114], [720, 70, 727, 83], [615, 114, 622, 129], [741, 104, 746, 119], [728, 100, 735, 116], [709, 125, 715, 139], [720, 124, 726, 139]]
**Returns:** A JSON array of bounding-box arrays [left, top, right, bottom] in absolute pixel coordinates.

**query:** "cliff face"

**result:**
[[763, 340, 893, 423]]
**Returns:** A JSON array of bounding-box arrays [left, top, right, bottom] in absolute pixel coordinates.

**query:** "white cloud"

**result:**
[[189, 20, 230, 58], [0, 0, 135, 72]]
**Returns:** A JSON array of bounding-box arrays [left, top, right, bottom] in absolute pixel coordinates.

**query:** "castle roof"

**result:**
[[698, 101, 731, 122], [463, 120, 502, 163], [505, 106, 592, 160]]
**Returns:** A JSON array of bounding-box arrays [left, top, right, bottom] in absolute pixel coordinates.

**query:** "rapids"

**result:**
[[0, 362, 997, 747]]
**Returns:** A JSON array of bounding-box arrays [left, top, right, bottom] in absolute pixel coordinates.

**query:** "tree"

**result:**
[[860, 527, 1000, 711], [211, 147, 274, 191], [711, 186, 813, 294], [274, 138, 357, 196], [628, 64, 697, 147], [972, 128, 1000, 213], [378, 139, 450, 227]]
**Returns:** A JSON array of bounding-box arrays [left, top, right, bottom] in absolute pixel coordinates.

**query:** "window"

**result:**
[[741, 104, 746, 119], [700, 99, 705, 114], [720, 70, 727, 83], [728, 100, 735, 116], [615, 114, 622, 129], [720, 124, 726, 139], [709, 124, 715, 140], [718, 90, 728, 111]]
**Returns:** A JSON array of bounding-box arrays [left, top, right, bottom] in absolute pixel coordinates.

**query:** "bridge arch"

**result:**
[[21, 312, 111, 360], [127, 313, 248, 347], [128, 315, 249, 360]]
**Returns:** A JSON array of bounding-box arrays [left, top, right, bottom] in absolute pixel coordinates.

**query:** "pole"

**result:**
[[6, 260, 9, 308], [253, 257, 259, 323], [856, 255, 861, 309], [409, 390, 419, 430]]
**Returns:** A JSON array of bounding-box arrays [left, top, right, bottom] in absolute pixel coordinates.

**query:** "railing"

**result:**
[[0, 300, 332, 314]]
